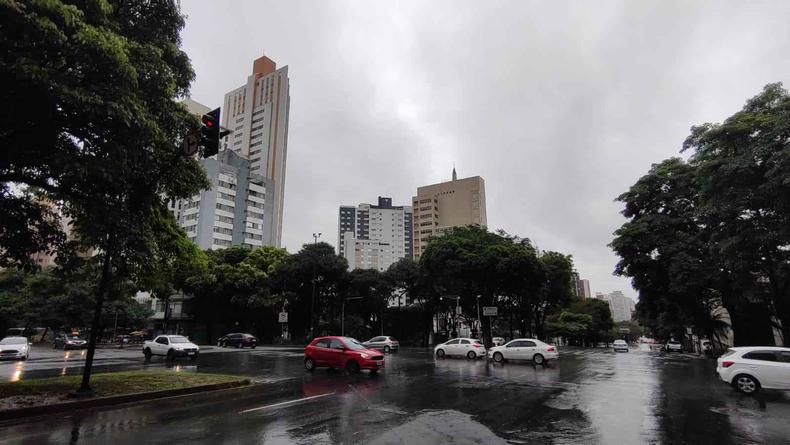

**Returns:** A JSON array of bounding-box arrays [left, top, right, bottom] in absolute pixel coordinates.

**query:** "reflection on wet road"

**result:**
[[1, 346, 788, 444]]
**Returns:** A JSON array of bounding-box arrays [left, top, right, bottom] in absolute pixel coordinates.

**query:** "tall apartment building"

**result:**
[[571, 273, 592, 299], [220, 55, 290, 247], [603, 291, 636, 322], [412, 168, 487, 260], [338, 197, 413, 271], [174, 149, 272, 250], [579, 279, 591, 299]]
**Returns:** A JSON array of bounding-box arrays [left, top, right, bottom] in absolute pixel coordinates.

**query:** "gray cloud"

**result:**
[[180, 0, 790, 300]]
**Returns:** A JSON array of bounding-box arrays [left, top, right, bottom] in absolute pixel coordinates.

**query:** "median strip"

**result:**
[[0, 370, 251, 421]]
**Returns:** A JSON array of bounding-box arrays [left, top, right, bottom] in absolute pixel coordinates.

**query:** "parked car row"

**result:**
[[433, 337, 559, 365]]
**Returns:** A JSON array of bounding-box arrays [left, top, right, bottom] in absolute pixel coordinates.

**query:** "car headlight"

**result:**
[[360, 353, 369, 359]]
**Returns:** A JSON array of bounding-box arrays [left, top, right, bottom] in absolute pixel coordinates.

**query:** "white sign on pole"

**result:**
[[482, 306, 498, 316], [278, 312, 288, 323], [455, 306, 462, 315]]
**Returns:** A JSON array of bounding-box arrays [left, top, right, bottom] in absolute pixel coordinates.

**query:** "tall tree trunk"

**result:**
[[78, 243, 114, 395]]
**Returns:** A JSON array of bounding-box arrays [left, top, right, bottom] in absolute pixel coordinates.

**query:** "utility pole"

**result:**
[[476, 295, 481, 338], [309, 232, 321, 339]]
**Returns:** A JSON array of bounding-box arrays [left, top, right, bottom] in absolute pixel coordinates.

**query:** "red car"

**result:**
[[304, 336, 385, 374]]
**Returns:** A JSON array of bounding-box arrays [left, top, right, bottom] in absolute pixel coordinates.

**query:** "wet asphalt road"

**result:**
[[1, 345, 789, 444]]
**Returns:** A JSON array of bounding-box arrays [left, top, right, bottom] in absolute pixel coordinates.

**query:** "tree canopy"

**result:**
[[612, 83, 790, 346]]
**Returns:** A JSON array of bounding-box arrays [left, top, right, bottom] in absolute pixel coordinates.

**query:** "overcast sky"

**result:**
[[180, 1, 790, 301]]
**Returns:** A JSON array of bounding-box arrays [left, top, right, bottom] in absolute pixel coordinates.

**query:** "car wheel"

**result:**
[[304, 357, 315, 371], [436, 348, 445, 358], [467, 351, 476, 359], [493, 352, 504, 363], [251, 344, 257, 349], [143, 348, 152, 360], [383, 345, 391, 354], [533, 354, 545, 365], [734, 374, 760, 395], [346, 360, 361, 374], [166, 349, 175, 361]]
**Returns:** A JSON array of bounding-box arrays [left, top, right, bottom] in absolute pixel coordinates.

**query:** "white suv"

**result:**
[[716, 347, 790, 394]]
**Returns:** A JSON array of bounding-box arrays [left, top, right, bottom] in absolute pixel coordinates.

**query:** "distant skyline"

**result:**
[[180, 1, 790, 300]]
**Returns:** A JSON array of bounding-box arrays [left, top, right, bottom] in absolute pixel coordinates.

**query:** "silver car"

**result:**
[[363, 336, 400, 353]]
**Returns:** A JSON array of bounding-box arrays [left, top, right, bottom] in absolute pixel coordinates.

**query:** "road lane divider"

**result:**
[[239, 392, 336, 414]]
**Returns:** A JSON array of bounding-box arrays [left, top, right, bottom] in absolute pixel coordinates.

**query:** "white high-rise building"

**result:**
[[220, 55, 290, 247], [338, 197, 413, 272], [603, 291, 636, 322]]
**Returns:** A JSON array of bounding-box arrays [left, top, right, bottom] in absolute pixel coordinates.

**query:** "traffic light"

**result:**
[[200, 108, 221, 158]]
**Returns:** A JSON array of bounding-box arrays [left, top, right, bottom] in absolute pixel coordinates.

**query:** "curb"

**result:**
[[0, 379, 251, 421]]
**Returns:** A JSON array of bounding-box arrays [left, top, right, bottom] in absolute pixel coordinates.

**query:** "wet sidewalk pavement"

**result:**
[[1, 347, 788, 444]]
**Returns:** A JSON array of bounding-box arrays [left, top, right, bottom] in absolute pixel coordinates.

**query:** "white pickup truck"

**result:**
[[143, 335, 199, 361]]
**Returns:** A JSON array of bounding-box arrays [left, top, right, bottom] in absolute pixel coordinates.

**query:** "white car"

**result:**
[[0, 336, 30, 360], [664, 340, 683, 353], [492, 337, 506, 346], [613, 339, 629, 352], [488, 338, 558, 365], [716, 347, 790, 394], [143, 335, 199, 361], [434, 338, 486, 359]]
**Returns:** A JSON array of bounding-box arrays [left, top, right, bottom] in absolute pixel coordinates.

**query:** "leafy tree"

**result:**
[[569, 299, 614, 346], [613, 84, 790, 346], [270, 242, 348, 340], [385, 257, 437, 345], [345, 269, 391, 339], [545, 311, 592, 345], [684, 83, 790, 345], [420, 226, 514, 344], [0, 0, 210, 393], [185, 245, 288, 341], [535, 251, 575, 338]]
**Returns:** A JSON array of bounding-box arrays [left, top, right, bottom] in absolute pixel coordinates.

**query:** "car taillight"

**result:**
[[722, 361, 734, 368], [547, 346, 555, 352], [473, 344, 482, 348]]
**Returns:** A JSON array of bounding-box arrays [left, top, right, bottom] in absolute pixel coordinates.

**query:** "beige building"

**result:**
[[412, 169, 487, 259]]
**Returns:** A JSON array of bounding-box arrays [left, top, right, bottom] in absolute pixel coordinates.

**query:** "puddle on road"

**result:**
[[368, 410, 508, 445]]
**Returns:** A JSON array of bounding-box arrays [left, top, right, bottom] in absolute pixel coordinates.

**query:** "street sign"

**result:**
[[278, 312, 288, 323], [455, 306, 462, 315], [182, 132, 200, 156], [483, 306, 497, 316]]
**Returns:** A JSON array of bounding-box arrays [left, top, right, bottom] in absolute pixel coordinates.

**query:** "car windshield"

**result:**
[[0, 337, 27, 345], [169, 336, 190, 344], [66, 335, 81, 340], [344, 338, 367, 350]]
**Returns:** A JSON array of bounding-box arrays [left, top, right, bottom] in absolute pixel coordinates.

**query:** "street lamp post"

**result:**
[[342, 297, 363, 336], [309, 232, 322, 339]]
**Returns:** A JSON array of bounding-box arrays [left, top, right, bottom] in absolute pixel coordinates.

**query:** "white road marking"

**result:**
[[238, 392, 336, 414]]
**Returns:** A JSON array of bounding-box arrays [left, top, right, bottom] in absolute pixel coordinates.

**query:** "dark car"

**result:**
[[53, 334, 88, 350], [217, 333, 258, 348], [304, 336, 384, 374]]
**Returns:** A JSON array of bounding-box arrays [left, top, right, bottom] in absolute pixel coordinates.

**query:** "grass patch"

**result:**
[[0, 370, 246, 400]]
